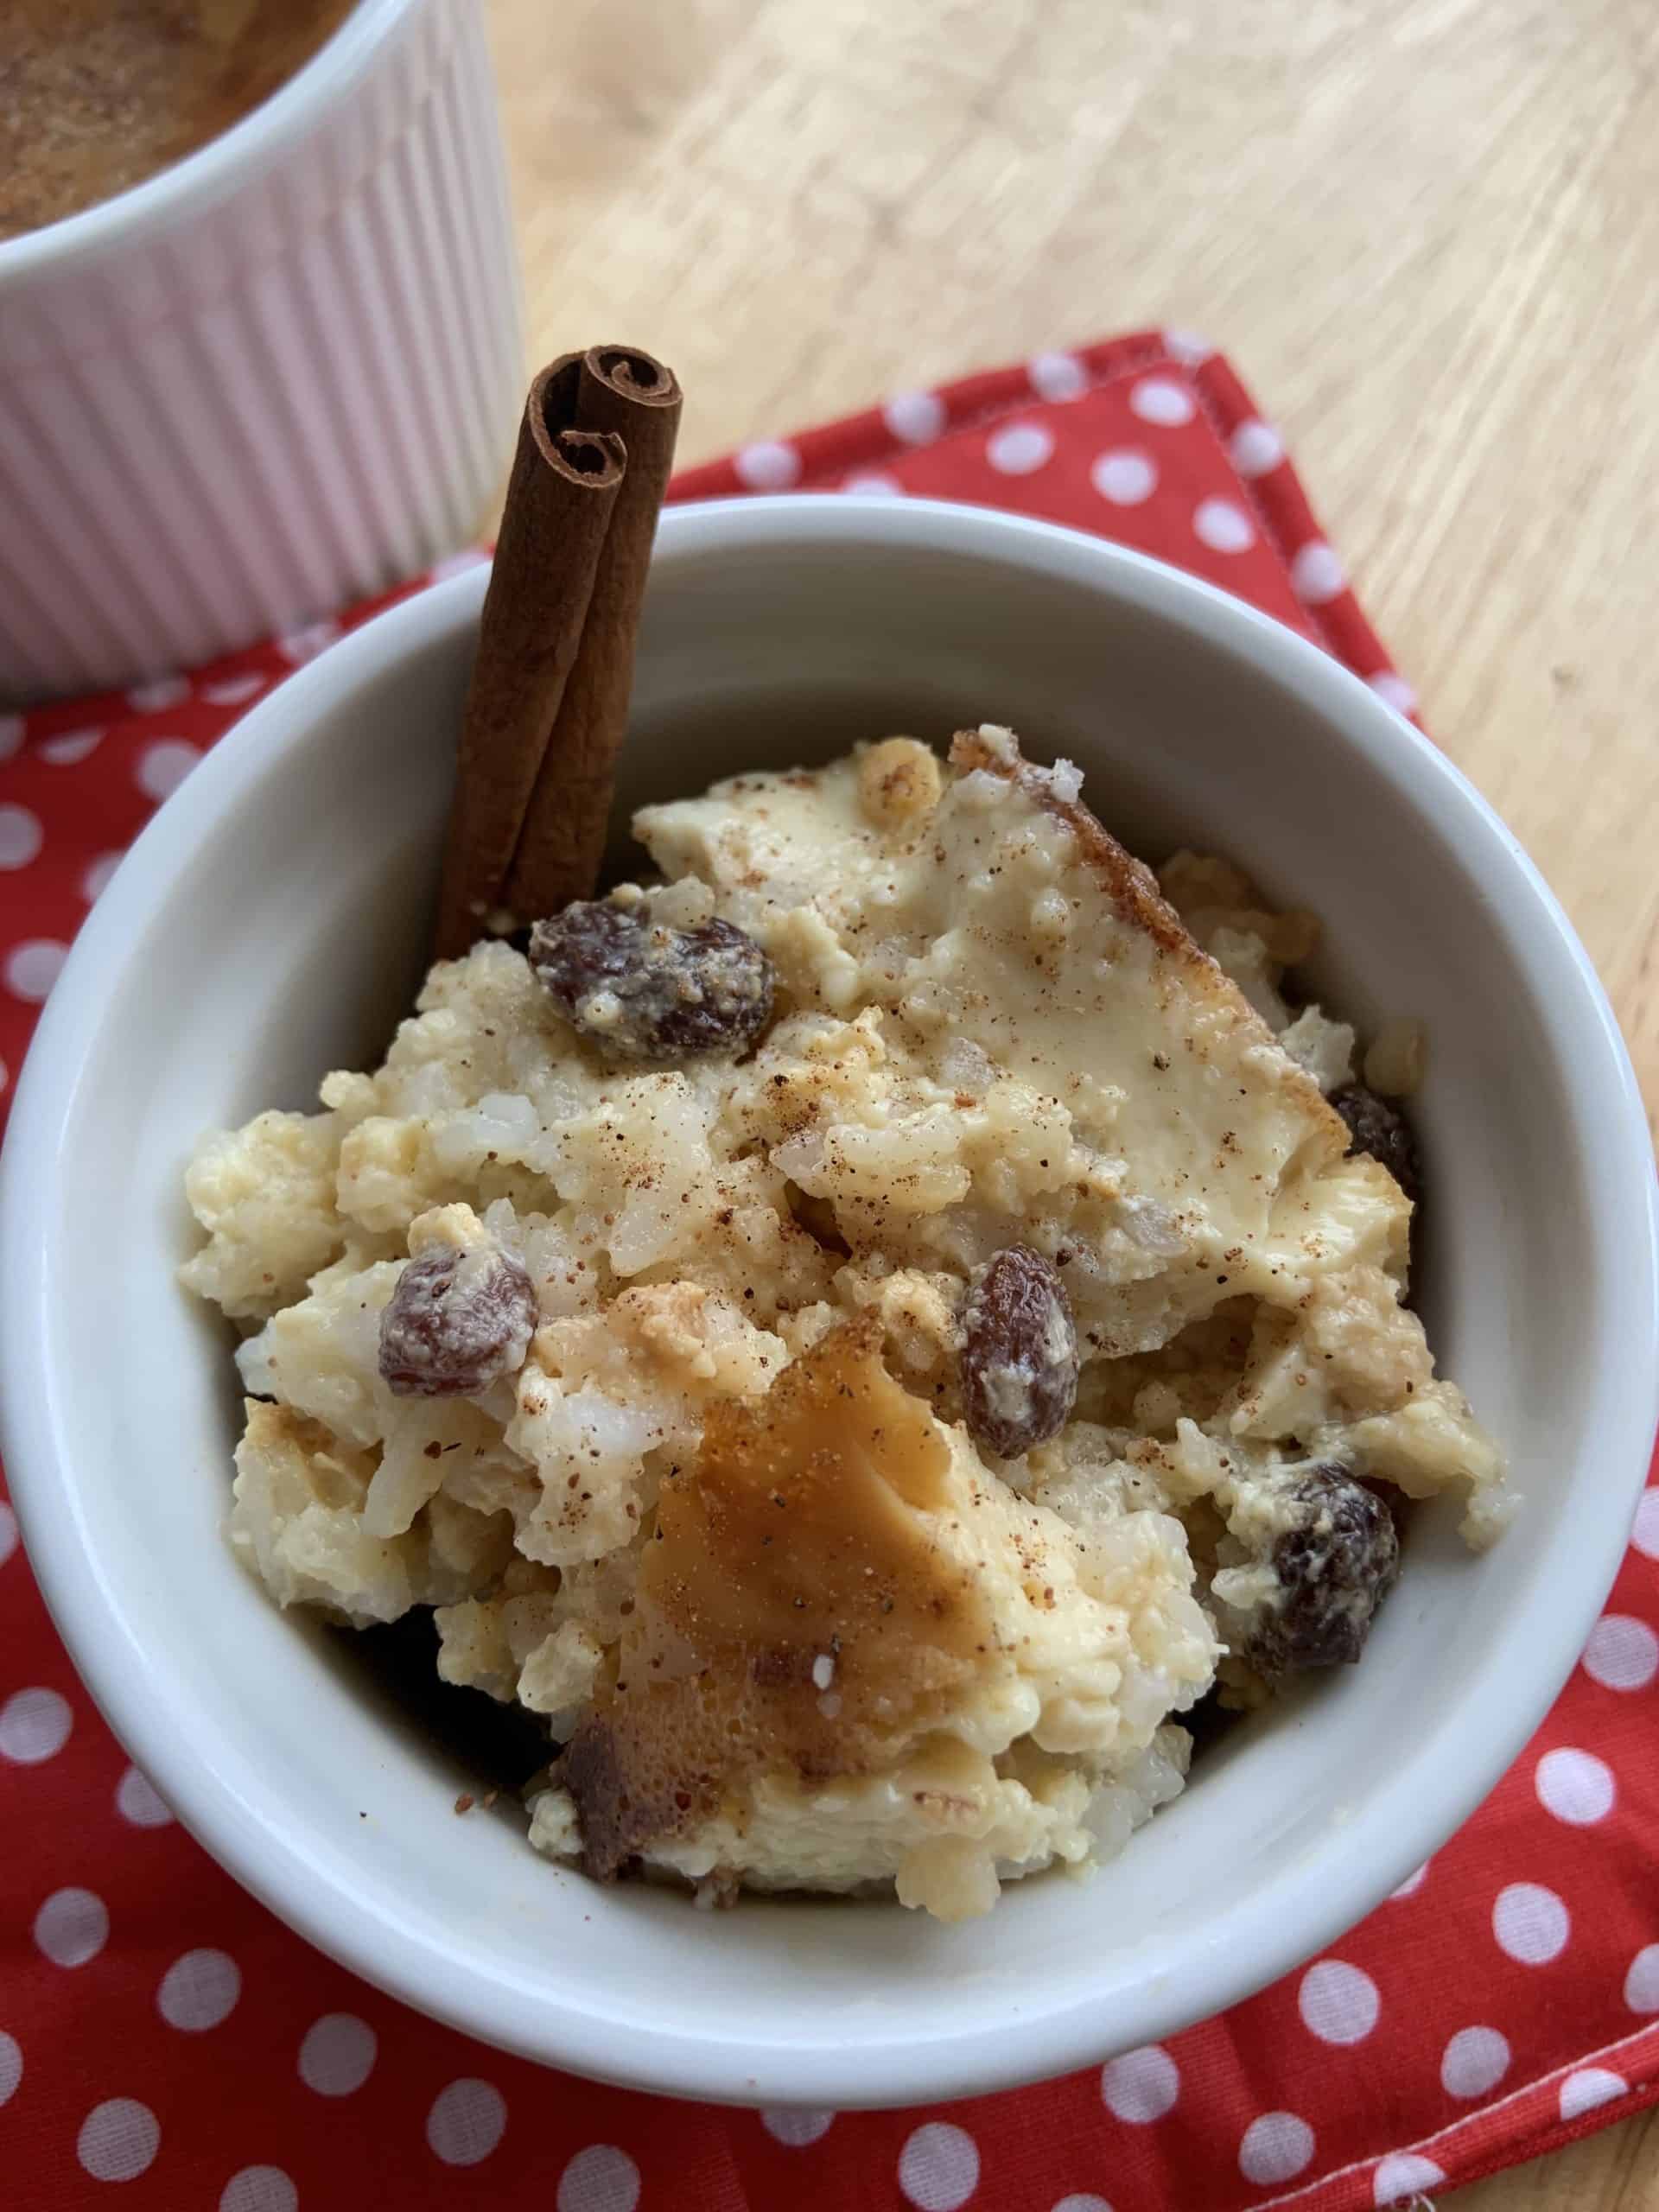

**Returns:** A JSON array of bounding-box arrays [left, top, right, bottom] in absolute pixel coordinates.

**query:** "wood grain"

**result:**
[[482, 2, 1659, 2200]]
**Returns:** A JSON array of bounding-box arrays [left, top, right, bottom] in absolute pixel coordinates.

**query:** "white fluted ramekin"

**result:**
[[0, 0, 522, 706]]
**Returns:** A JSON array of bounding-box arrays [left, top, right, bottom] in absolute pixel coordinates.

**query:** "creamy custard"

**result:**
[[183, 728, 1505, 1919]]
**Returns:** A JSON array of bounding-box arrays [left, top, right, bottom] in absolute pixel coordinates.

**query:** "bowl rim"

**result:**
[[0, 0, 419, 286], [3, 494, 1656, 2107]]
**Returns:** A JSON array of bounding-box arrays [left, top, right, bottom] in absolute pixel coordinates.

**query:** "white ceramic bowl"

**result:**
[[3, 499, 1655, 2108], [0, 0, 521, 706]]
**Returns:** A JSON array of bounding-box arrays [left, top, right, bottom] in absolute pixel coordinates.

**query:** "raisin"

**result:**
[[378, 1243, 537, 1397], [529, 899, 774, 1063], [1332, 1085, 1421, 1206], [960, 1244, 1078, 1459], [1244, 1463, 1400, 1679]]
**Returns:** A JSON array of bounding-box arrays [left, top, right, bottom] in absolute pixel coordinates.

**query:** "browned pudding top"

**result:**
[[0, 0, 358, 244], [561, 1319, 1001, 1878]]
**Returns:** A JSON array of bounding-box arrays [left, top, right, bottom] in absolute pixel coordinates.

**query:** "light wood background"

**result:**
[[482, 1, 1659, 2203]]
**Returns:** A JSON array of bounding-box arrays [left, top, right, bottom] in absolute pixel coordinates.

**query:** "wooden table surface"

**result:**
[[483, 2, 1657, 2203]]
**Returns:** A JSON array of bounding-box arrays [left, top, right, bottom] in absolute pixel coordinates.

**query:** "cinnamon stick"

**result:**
[[433, 356, 625, 959], [502, 345, 683, 919]]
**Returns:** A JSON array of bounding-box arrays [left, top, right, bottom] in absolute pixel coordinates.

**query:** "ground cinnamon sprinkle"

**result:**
[[0, 0, 356, 243]]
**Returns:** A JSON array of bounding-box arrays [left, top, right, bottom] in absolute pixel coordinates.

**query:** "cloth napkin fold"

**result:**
[[2, 329, 1656, 2212]]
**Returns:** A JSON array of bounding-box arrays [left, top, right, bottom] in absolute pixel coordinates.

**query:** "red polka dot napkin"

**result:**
[[3, 330, 1657, 2211]]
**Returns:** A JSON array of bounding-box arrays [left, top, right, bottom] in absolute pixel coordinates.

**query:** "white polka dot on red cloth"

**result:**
[[898, 2121, 980, 2210], [1441, 2024, 1510, 2098], [0, 714, 21, 762], [1298, 1959, 1380, 2044], [116, 1764, 173, 1827], [1625, 1942, 1659, 2012], [1238, 2112, 1314, 2185], [297, 2012, 377, 2095], [1193, 497, 1255, 553], [1560, 2067, 1627, 2121], [126, 674, 189, 713], [883, 390, 947, 445], [5, 939, 67, 1003], [1101, 2044, 1179, 2121], [219, 2169, 297, 2212], [1583, 1612, 1659, 1691], [0, 1686, 73, 1763], [842, 472, 905, 497], [0, 1500, 16, 1567], [1229, 419, 1284, 476], [82, 852, 124, 904], [202, 673, 267, 709], [1162, 327, 1212, 366], [136, 739, 200, 802], [1292, 540, 1347, 603], [78, 2098, 160, 2183], [0, 804, 43, 870], [556, 2144, 640, 2212], [1389, 1859, 1431, 1899], [762, 2108, 835, 2145], [34, 1887, 109, 1968], [1492, 1881, 1570, 1964], [158, 1948, 240, 2031], [278, 620, 341, 665], [1027, 350, 1087, 402], [987, 421, 1055, 475], [1129, 377, 1194, 427], [39, 727, 102, 765], [734, 441, 803, 492], [1367, 671, 1417, 715], [1373, 2152, 1446, 2205], [1630, 1486, 1659, 1558], [0, 2031, 20, 2106], [1091, 449, 1158, 506], [1052, 2196, 1113, 2212], [426, 2078, 507, 2166], [1535, 1745, 1616, 1826]]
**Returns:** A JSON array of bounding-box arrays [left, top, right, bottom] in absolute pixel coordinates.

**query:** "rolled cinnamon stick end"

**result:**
[[503, 346, 683, 921], [433, 358, 625, 961]]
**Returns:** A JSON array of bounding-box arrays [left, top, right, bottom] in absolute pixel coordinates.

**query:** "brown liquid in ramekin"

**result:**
[[1, 0, 359, 243]]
